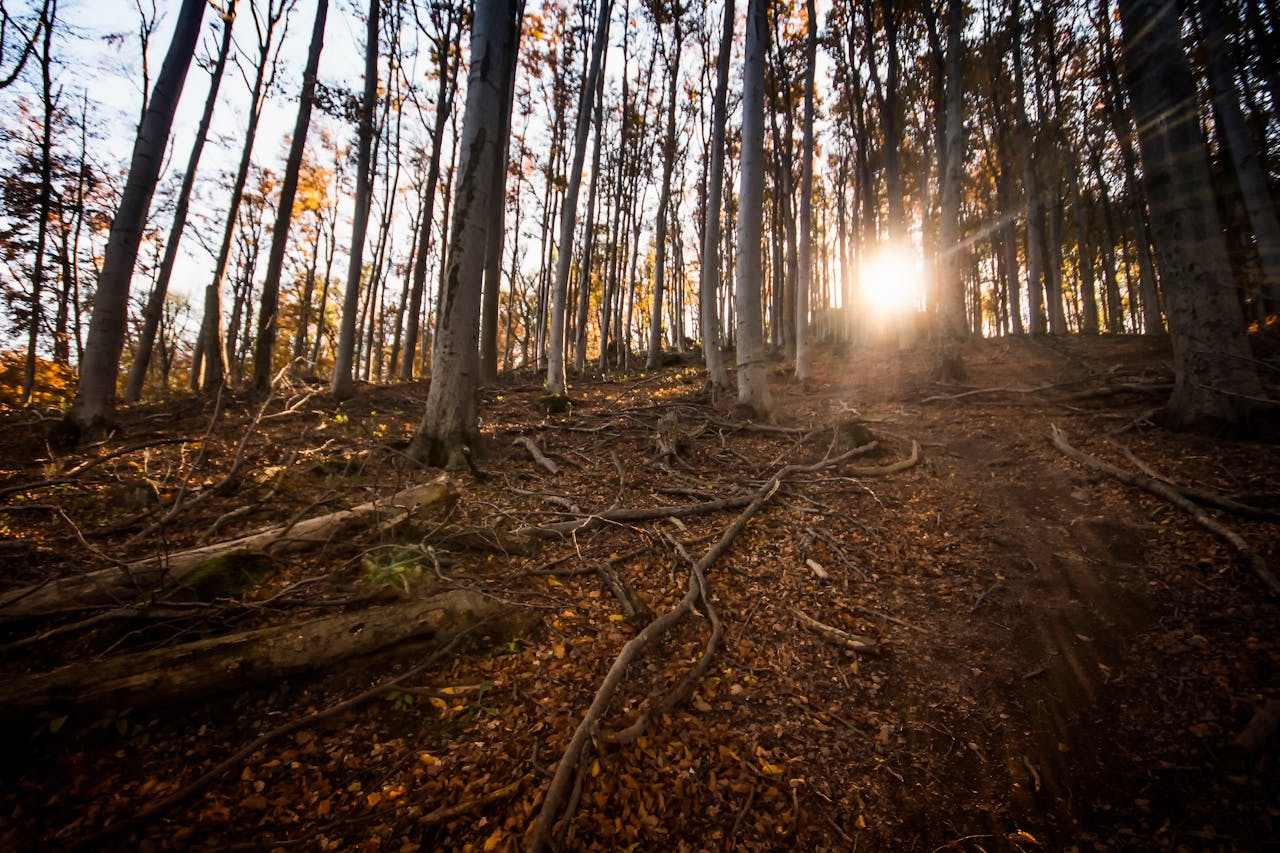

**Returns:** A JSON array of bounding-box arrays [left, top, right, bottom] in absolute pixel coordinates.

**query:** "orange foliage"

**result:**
[[0, 351, 75, 409]]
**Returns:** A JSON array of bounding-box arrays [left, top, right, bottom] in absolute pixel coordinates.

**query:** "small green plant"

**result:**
[[362, 548, 423, 595]]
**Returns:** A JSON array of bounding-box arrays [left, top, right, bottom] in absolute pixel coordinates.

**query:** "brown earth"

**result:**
[[0, 334, 1277, 852]]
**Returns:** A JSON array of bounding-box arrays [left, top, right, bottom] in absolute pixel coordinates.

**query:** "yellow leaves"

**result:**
[[418, 752, 439, 766], [482, 828, 505, 851], [759, 761, 786, 776]]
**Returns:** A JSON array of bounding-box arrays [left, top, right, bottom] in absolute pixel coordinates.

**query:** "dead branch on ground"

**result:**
[[794, 609, 879, 652], [513, 436, 559, 474], [0, 437, 195, 500]]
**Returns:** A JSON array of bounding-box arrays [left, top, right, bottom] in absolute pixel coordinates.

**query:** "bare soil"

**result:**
[[0, 334, 1277, 852]]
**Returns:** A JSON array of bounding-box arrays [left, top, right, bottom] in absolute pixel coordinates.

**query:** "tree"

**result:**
[[698, 0, 733, 392], [1116, 0, 1271, 431], [125, 2, 236, 403], [794, 0, 817, 382], [645, 0, 687, 368], [735, 0, 773, 420], [252, 0, 327, 390], [546, 0, 612, 397], [63, 0, 206, 440], [933, 0, 966, 378], [19, 0, 54, 405], [192, 0, 293, 393], [408, 0, 522, 468], [331, 0, 380, 400]]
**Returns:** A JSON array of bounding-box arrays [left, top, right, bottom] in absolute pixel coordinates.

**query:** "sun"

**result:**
[[860, 244, 925, 315]]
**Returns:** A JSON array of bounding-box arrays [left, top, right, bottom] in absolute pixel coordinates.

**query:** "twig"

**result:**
[[845, 441, 921, 477], [794, 609, 879, 652], [1051, 426, 1279, 596]]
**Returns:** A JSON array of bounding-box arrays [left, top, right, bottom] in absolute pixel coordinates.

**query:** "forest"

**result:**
[[0, 0, 1278, 849]]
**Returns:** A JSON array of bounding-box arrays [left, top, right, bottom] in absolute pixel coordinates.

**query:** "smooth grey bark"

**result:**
[[401, 4, 462, 381], [331, 0, 381, 400], [546, 0, 612, 396], [126, 2, 236, 403], [572, 69, 607, 375], [65, 0, 205, 439], [1199, 0, 1280, 311], [794, 0, 817, 381], [1010, 0, 1044, 334], [699, 0, 733, 392], [735, 0, 773, 420], [252, 0, 327, 390], [1117, 0, 1270, 431], [409, 0, 521, 469], [935, 0, 966, 375], [646, 9, 685, 368]]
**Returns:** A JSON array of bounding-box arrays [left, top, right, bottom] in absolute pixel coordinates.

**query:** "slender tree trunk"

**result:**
[[253, 0, 327, 390], [794, 0, 817, 381], [573, 71, 607, 375], [736, 0, 773, 420], [66, 0, 205, 439], [700, 0, 734, 391], [331, 0, 381, 399], [21, 0, 56, 406], [1199, 0, 1280, 311], [1010, 0, 1044, 334], [546, 0, 611, 395], [1117, 0, 1269, 431], [126, 2, 235, 403], [409, 0, 521, 468], [647, 15, 684, 368], [935, 0, 967, 377]]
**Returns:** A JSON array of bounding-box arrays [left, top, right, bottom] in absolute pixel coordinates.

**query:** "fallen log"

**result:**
[[0, 588, 511, 720], [0, 477, 458, 619]]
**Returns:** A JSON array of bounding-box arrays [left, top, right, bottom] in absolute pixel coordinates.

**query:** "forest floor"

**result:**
[[0, 334, 1278, 852]]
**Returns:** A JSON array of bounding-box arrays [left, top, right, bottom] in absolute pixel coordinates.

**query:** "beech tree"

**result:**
[[735, 0, 773, 419], [125, 2, 236, 402], [546, 0, 612, 397], [408, 0, 522, 468], [252, 0, 327, 390], [63, 0, 205, 440], [1116, 0, 1270, 431], [698, 0, 733, 393]]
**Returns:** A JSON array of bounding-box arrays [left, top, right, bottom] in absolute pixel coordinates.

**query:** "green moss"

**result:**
[[539, 393, 573, 414], [833, 421, 877, 452], [158, 550, 274, 602]]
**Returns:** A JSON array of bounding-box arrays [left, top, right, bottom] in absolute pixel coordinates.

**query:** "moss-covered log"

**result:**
[[0, 477, 458, 619], [0, 588, 513, 720]]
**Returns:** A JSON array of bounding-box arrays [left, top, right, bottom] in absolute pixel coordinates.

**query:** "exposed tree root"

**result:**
[[1051, 426, 1280, 596], [524, 442, 916, 852]]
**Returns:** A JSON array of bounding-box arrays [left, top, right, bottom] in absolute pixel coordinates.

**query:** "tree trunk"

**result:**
[[546, 0, 612, 396], [125, 3, 235, 403], [409, 0, 522, 468], [332, 0, 381, 400], [934, 0, 967, 377], [21, 0, 55, 406], [794, 0, 817, 381], [735, 0, 774, 420], [253, 0, 328, 390], [646, 17, 684, 369], [700, 0, 734, 392], [1117, 0, 1270, 432], [65, 0, 205, 440], [1010, 0, 1045, 334], [1199, 0, 1280, 311]]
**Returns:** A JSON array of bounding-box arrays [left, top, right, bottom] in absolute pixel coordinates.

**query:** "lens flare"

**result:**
[[860, 244, 924, 315]]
